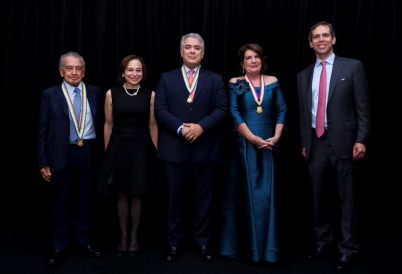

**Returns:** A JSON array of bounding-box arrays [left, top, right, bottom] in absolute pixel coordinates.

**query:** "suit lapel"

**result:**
[[54, 84, 69, 117], [193, 67, 206, 103], [306, 64, 315, 111], [86, 85, 97, 118], [174, 69, 191, 99], [328, 56, 342, 102]]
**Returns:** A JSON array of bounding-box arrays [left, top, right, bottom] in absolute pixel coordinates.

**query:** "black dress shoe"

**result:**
[[164, 246, 178, 262], [200, 245, 213, 261], [46, 249, 61, 265], [335, 253, 354, 271], [128, 250, 139, 257], [83, 246, 102, 258], [307, 245, 328, 260], [116, 251, 127, 257]]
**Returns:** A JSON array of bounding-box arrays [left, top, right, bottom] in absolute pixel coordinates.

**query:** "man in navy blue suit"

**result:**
[[155, 33, 228, 262], [298, 21, 370, 271], [38, 52, 103, 265]]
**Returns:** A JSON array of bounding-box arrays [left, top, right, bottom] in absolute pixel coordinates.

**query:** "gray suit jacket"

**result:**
[[297, 55, 370, 160]]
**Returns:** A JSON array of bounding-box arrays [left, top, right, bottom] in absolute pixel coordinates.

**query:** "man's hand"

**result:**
[[353, 143, 366, 161], [182, 123, 204, 143], [301, 148, 306, 158], [40, 167, 52, 182]]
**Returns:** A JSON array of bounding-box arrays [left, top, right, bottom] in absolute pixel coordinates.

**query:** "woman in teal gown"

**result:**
[[217, 43, 287, 262]]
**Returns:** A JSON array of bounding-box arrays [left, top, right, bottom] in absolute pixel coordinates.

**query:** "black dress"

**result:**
[[97, 86, 157, 195]]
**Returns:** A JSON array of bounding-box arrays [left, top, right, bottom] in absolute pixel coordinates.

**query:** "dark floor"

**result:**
[[0, 235, 400, 274]]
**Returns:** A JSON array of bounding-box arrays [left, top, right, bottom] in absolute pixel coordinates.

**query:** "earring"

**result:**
[[122, 74, 125, 77], [242, 67, 245, 74]]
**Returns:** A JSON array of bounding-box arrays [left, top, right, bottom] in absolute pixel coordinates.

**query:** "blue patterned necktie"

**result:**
[[69, 87, 81, 142]]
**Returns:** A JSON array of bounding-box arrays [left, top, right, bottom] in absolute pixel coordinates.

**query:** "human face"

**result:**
[[309, 25, 336, 60], [242, 50, 261, 76], [124, 59, 143, 88], [59, 56, 85, 87], [180, 37, 204, 69]]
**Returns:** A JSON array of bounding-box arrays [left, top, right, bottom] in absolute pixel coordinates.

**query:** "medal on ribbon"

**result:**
[[182, 66, 200, 103], [62, 82, 87, 141], [245, 74, 265, 114]]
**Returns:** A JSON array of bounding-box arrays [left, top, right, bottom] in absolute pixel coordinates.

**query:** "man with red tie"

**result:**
[[297, 21, 371, 271]]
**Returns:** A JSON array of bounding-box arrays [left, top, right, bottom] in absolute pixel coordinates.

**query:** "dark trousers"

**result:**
[[164, 160, 214, 247], [51, 143, 95, 250], [307, 131, 360, 255]]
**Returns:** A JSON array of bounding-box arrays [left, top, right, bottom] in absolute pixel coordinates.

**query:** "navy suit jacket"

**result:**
[[298, 55, 371, 160], [37, 83, 103, 171], [155, 67, 228, 163]]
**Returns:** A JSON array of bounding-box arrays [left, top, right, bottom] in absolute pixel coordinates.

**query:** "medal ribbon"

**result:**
[[245, 74, 265, 107], [182, 65, 201, 101], [62, 82, 87, 139]]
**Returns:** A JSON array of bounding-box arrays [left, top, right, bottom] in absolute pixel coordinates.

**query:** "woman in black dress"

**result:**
[[98, 55, 158, 257]]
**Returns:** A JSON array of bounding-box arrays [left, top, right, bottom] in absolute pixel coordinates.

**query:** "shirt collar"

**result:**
[[63, 81, 82, 95], [315, 53, 335, 67], [183, 65, 199, 74]]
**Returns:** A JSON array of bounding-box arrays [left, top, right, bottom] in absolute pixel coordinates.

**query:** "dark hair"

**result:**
[[237, 43, 268, 73], [308, 21, 336, 42], [59, 51, 86, 69], [117, 55, 148, 84]]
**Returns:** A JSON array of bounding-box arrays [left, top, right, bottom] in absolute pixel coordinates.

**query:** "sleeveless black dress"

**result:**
[[97, 86, 157, 195]]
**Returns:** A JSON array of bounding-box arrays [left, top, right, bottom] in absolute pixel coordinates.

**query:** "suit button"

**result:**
[[190, 108, 193, 110]]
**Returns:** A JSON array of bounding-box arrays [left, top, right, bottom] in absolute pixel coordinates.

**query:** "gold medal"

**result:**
[[187, 96, 193, 103], [77, 139, 84, 147], [257, 106, 262, 114]]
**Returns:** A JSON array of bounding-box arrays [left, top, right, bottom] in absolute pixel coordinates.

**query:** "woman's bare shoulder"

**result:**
[[229, 76, 245, 83], [264, 75, 278, 85]]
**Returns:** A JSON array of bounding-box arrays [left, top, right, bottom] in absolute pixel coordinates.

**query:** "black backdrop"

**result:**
[[2, 0, 401, 250]]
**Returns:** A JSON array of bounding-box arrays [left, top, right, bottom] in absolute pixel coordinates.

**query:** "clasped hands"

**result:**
[[181, 123, 204, 143], [253, 135, 277, 150]]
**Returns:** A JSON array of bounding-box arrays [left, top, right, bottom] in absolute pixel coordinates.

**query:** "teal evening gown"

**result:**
[[217, 79, 287, 262]]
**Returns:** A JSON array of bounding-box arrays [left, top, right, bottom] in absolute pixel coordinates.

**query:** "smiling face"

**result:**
[[124, 59, 143, 88], [309, 24, 336, 60], [242, 49, 262, 76], [59, 56, 85, 87], [180, 37, 204, 69]]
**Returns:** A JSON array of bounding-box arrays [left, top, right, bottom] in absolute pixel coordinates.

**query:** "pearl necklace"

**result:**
[[123, 83, 140, 96]]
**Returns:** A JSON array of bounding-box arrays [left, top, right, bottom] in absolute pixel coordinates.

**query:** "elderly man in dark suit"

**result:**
[[38, 51, 103, 265], [155, 33, 228, 262], [297, 21, 371, 271]]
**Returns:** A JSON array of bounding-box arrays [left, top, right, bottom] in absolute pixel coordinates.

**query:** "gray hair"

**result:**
[[59, 51, 86, 69], [180, 33, 205, 51]]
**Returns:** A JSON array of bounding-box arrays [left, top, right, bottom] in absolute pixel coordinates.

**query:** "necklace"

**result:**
[[123, 83, 140, 96]]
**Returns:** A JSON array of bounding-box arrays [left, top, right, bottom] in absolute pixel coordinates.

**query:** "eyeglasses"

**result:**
[[64, 66, 84, 72]]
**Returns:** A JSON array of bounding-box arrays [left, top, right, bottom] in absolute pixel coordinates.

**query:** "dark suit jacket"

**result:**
[[297, 55, 370, 160], [155, 67, 228, 163], [37, 83, 103, 171]]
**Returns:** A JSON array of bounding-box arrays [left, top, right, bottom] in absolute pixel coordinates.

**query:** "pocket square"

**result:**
[[341, 78, 345, 81]]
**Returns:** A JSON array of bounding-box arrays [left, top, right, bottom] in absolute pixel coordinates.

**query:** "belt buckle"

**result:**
[[77, 140, 84, 147]]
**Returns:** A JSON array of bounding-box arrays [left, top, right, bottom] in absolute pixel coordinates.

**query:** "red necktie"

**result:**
[[316, 61, 326, 138], [188, 69, 194, 86]]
